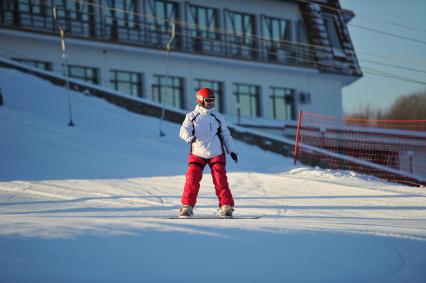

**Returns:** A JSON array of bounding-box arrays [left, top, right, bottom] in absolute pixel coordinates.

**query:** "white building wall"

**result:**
[[0, 0, 354, 122], [302, 74, 344, 118]]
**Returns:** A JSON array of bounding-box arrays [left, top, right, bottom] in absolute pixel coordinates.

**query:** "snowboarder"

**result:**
[[179, 88, 238, 218]]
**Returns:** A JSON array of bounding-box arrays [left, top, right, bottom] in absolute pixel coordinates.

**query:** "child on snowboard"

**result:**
[[179, 88, 238, 218]]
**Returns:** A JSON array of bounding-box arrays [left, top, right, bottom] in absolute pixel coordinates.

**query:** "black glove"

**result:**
[[230, 152, 238, 163]]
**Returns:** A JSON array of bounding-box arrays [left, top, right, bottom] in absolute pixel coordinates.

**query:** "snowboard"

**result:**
[[164, 215, 263, 219]]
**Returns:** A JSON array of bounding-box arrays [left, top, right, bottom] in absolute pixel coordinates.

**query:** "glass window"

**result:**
[[262, 16, 291, 48], [295, 20, 312, 62], [324, 16, 343, 51], [262, 16, 292, 59], [154, 0, 178, 33], [15, 0, 50, 29], [152, 75, 184, 109], [296, 20, 309, 43], [262, 16, 292, 61], [270, 87, 296, 120], [12, 58, 52, 71], [110, 70, 143, 97], [68, 65, 98, 84], [225, 10, 257, 58], [144, 0, 179, 46], [187, 4, 220, 52], [54, 0, 94, 36], [101, 0, 139, 40], [19, 0, 45, 15], [194, 79, 224, 112], [69, 66, 85, 77], [233, 83, 260, 117]]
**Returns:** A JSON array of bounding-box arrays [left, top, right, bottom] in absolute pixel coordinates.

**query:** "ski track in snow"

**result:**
[[1, 67, 426, 282]]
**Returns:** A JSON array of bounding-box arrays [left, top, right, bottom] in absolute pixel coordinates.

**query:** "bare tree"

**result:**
[[385, 89, 426, 120], [345, 89, 426, 121], [345, 104, 385, 120]]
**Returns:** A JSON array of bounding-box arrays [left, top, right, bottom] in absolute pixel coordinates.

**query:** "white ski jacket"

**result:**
[[180, 105, 235, 159]]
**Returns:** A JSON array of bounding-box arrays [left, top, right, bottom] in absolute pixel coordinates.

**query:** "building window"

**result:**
[[187, 4, 220, 52], [12, 58, 52, 71], [68, 65, 99, 84], [261, 16, 291, 60], [101, 0, 140, 41], [18, 0, 46, 15], [152, 75, 184, 108], [299, 92, 311, 104], [233, 83, 260, 117], [15, 0, 50, 29], [110, 70, 143, 97], [145, 0, 179, 46], [270, 87, 296, 120], [154, 0, 178, 32], [295, 20, 311, 62], [194, 79, 224, 112], [55, 0, 95, 37], [224, 10, 257, 58], [324, 15, 345, 57]]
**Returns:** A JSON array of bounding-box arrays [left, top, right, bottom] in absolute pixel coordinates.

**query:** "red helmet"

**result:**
[[196, 88, 215, 106]]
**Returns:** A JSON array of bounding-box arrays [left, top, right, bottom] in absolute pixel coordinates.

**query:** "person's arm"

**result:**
[[217, 114, 238, 163], [179, 113, 196, 143]]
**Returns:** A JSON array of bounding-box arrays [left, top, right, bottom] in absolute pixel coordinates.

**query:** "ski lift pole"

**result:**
[[52, 3, 75, 127], [159, 20, 176, 137], [60, 30, 75, 127]]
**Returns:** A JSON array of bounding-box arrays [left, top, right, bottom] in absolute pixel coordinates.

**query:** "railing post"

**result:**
[[293, 110, 303, 165], [0, 87, 3, 107], [408, 150, 414, 174]]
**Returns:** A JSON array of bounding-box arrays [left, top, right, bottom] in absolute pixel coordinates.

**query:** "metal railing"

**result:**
[[0, 1, 316, 69]]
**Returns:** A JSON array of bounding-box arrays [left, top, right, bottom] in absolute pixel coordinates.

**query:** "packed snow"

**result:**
[[1, 67, 426, 283]]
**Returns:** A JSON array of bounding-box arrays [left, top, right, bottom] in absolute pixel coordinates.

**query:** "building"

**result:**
[[0, 0, 362, 122]]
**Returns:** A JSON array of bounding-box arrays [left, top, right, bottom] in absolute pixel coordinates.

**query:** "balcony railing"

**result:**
[[0, 1, 315, 69]]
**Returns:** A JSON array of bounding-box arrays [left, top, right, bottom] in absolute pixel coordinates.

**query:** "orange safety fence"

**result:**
[[294, 111, 426, 186]]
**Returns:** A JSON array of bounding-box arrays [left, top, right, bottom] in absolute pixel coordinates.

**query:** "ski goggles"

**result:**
[[204, 97, 216, 103]]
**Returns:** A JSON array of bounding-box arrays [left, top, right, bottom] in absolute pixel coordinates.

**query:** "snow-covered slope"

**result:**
[[1, 68, 426, 283]]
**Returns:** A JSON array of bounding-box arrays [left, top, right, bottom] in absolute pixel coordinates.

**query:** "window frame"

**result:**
[[67, 64, 99, 84], [109, 69, 144, 97], [55, 0, 95, 37], [261, 15, 292, 49], [323, 14, 345, 57], [270, 87, 296, 120], [101, 0, 141, 40], [152, 74, 185, 109], [12, 58, 52, 71], [187, 3, 220, 40], [233, 83, 260, 117], [224, 9, 257, 58], [144, 0, 180, 47]]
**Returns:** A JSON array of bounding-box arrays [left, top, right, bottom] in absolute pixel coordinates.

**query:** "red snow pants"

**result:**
[[181, 153, 234, 207]]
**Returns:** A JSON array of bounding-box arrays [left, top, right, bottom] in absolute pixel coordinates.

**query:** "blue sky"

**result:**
[[340, 0, 426, 114]]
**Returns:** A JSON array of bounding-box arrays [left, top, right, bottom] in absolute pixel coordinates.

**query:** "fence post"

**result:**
[[293, 110, 303, 165], [408, 150, 414, 174], [0, 87, 3, 106]]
